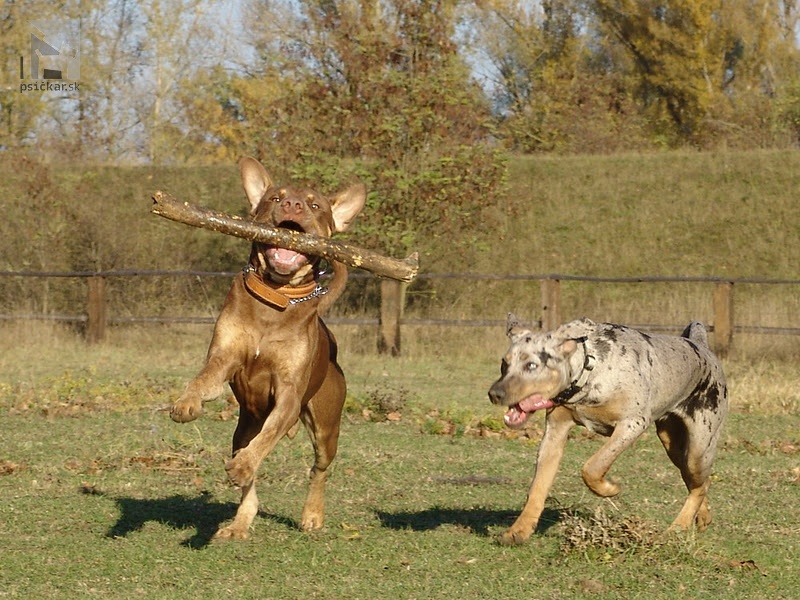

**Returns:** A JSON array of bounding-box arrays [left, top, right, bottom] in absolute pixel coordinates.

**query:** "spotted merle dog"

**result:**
[[488, 315, 728, 545]]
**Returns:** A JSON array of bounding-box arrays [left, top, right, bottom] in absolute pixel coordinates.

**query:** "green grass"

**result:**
[[1, 406, 798, 598], [1, 324, 799, 599]]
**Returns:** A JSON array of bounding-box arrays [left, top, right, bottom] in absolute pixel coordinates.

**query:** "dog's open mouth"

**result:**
[[266, 221, 311, 275], [267, 247, 310, 274], [503, 394, 554, 428]]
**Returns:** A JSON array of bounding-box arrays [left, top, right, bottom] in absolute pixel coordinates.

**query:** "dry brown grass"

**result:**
[[559, 505, 665, 556], [2, 320, 795, 418]]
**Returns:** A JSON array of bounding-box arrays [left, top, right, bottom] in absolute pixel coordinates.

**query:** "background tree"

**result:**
[[135, 0, 216, 164], [591, 0, 800, 146], [469, 0, 654, 152], [472, 0, 800, 151], [591, 0, 716, 141], [4, 0, 230, 162], [184, 0, 507, 259], [3, 0, 799, 160], [0, 1, 63, 153]]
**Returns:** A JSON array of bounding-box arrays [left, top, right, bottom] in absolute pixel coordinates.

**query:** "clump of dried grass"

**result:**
[[346, 384, 410, 422], [559, 505, 664, 556]]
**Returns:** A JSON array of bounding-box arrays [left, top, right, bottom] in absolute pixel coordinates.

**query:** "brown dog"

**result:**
[[170, 156, 366, 540]]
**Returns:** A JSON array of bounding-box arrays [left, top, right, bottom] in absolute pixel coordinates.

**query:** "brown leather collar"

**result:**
[[243, 267, 323, 310]]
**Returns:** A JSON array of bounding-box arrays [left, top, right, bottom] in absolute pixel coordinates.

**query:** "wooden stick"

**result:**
[[151, 191, 419, 283]]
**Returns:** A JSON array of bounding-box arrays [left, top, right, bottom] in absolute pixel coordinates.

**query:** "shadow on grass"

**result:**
[[375, 506, 563, 537], [84, 488, 297, 549]]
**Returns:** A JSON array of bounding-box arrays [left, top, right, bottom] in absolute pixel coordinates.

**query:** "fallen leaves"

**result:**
[[0, 460, 26, 475], [725, 437, 800, 456], [127, 451, 200, 474], [427, 474, 512, 486], [726, 558, 762, 573], [340, 521, 362, 540], [421, 409, 544, 441]]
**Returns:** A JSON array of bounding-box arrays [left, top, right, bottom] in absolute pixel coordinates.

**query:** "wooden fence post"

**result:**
[[86, 276, 107, 344], [378, 279, 405, 356], [713, 281, 734, 356], [541, 278, 561, 331]]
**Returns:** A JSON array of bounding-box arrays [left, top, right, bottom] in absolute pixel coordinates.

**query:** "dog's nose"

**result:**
[[488, 382, 505, 404], [280, 198, 305, 215]]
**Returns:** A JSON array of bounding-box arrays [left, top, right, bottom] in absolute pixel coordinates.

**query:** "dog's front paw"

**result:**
[[300, 509, 325, 532], [213, 524, 250, 541], [170, 396, 202, 423], [497, 527, 531, 546], [584, 477, 621, 498], [225, 450, 256, 487]]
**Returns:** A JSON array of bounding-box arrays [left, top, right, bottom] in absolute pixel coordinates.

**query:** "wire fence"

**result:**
[[1, 270, 798, 355]]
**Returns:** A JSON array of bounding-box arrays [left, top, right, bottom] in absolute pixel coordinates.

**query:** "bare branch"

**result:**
[[151, 191, 419, 283]]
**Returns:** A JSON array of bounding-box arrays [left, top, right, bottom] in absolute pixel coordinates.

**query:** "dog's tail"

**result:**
[[318, 260, 348, 314], [681, 321, 709, 347]]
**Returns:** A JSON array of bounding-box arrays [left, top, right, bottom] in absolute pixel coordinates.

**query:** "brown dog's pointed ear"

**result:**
[[331, 183, 366, 232], [239, 156, 274, 214]]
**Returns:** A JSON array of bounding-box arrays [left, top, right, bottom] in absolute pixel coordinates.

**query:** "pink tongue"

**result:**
[[269, 248, 308, 273], [519, 394, 554, 413], [503, 394, 554, 428]]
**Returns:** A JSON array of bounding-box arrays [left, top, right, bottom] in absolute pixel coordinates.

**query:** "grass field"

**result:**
[[1, 323, 798, 599], [1, 150, 798, 598]]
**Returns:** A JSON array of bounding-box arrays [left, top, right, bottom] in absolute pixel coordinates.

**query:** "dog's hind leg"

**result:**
[[214, 481, 259, 540], [581, 415, 650, 497], [213, 411, 266, 540], [225, 394, 302, 488], [656, 413, 721, 531], [298, 366, 346, 531]]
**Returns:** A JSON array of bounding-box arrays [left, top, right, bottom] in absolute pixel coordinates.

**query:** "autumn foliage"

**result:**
[[1, 1, 798, 255]]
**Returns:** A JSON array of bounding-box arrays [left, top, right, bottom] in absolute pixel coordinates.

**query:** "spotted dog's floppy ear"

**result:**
[[555, 338, 578, 358], [553, 317, 595, 341], [546, 318, 593, 362], [506, 313, 533, 342]]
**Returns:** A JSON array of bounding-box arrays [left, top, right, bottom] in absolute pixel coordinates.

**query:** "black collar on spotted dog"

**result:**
[[553, 339, 596, 405]]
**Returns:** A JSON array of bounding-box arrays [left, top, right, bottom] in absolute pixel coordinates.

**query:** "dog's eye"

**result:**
[[525, 362, 537, 372], [271, 195, 281, 203], [310, 203, 320, 210]]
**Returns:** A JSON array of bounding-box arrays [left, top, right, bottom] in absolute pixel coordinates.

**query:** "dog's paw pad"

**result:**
[[497, 530, 529, 546], [169, 400, 202, 423], [300, 516, 324, 532]]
